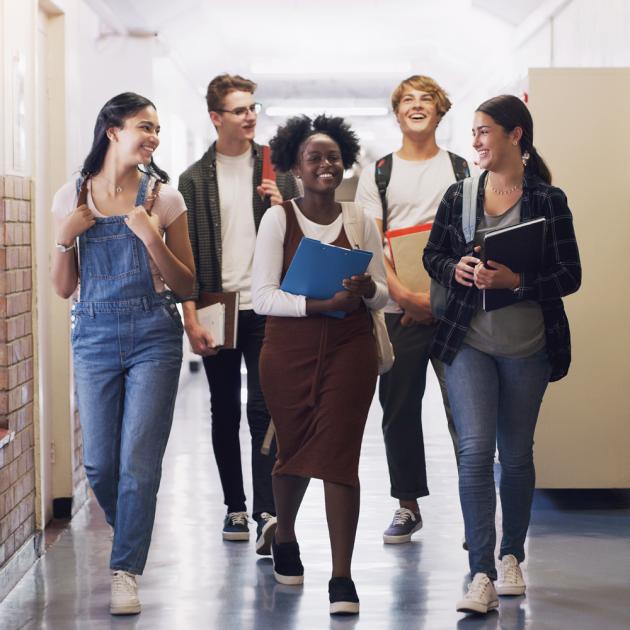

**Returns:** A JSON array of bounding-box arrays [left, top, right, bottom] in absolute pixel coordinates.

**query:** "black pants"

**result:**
[[202, 310, 275, 519], [379, 313, 458, 501]]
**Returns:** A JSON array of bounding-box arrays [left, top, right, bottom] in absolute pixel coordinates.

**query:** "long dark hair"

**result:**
[[476, 95, 551, 184], [81, 92, 169, 183]]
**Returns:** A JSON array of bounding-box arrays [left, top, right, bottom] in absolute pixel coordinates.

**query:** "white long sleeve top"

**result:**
[[252, 200, 389, 317]]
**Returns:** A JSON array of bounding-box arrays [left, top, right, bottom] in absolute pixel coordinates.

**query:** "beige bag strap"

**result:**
[[340, 202, 365, 250], [261, 421, 275, 456]]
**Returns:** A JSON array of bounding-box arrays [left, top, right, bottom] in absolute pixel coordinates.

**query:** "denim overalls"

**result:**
[[71, 174, 183, 574]]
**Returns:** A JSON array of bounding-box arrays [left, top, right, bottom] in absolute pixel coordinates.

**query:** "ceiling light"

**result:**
[[265, 106, 388, 117], [252, 61, 411, 75]]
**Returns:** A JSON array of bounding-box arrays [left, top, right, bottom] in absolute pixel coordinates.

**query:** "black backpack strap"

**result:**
[[374, 153, 393, 234], [448, 151, 470, 181]]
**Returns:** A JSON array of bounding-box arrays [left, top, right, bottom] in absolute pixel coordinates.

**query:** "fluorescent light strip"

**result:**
[[265, 106, 388, 117], [252, 62, 411, 75]]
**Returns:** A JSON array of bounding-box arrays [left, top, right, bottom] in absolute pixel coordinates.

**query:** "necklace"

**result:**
[[95, 174, 123, 194], [487, 174, 522, 196]]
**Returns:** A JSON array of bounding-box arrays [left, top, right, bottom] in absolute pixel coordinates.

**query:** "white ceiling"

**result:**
[[86, 0, 549, 157]]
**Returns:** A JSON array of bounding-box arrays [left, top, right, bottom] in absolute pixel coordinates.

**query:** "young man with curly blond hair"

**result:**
[[355, 75, 469, 544]]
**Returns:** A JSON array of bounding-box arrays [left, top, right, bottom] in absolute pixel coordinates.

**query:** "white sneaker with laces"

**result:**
[[110, 570, 141, 615], [496, 554, 526, 596], [456, 573, 499, 614]]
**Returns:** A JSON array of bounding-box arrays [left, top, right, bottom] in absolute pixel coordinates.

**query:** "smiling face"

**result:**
[[293, 134, 344, 194], [472, 111, 523, 172], [109, 105, 160, 166], [395, 88, 441, 139], [210, 89, 257, 143]]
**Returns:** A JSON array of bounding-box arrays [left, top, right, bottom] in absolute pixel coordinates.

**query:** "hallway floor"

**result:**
[[1, 368, 629, 629]]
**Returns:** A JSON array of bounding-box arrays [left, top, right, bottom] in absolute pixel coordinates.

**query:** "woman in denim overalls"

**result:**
[[51, 93, 195, 615]]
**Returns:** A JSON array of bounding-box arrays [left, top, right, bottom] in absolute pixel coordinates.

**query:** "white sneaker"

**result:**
[[496, 554, 526, 596], [110, 570, 141, 615], [456, 573, 499, 614]]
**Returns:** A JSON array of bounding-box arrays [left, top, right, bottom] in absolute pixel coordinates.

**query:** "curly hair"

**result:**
[[269, 114, 361, 172], [391, 75, 452, 118]]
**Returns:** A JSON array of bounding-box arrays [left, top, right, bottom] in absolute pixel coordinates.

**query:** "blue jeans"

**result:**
[[72, 300, 183, 574], [445, 345, 551, 579]]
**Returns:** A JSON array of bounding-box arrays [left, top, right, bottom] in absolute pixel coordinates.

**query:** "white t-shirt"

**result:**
[[251, 200, 388, 317], [354, 149, 457, 312], [51, 178, 186, 293], [216, 149, 256, 310]]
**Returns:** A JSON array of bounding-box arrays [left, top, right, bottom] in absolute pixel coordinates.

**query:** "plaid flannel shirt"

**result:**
[[178, 141, 300, 301], [423, 171, 581, 381]]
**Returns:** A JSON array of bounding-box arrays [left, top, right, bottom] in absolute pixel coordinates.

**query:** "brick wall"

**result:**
[[0, 175, 36, 568]]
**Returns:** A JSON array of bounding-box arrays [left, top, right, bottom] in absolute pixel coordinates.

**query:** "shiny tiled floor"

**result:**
[[1, 368, 629, 629]]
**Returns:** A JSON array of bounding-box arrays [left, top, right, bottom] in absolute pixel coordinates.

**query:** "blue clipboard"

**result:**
[[280, 237, 373, 318]]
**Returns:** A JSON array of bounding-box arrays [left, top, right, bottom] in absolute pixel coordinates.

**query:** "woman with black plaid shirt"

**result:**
[[423, 95, 581, 616]]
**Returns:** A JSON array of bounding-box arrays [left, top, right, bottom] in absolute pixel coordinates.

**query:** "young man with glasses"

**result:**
[[355, 75, 469, 545], [179, 74, 299, 554]]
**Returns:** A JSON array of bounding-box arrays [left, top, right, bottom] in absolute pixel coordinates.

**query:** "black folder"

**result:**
[[482, 217, 546, 312]]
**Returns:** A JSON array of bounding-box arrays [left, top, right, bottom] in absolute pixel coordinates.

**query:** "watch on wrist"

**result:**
[[55, 242, 75, 253], [513, 273, 522, 293]]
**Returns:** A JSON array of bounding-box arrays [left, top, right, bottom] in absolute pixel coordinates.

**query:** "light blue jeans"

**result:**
[[445, 344, 551, 580], [72, 300, 182, 574]]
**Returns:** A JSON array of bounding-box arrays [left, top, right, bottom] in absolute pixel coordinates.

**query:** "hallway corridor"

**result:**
[[0, 369, 628, 629]]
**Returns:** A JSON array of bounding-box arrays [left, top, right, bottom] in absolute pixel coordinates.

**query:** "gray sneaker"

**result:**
[[383, 508, 423, 544], [223, 511, 250, 541]]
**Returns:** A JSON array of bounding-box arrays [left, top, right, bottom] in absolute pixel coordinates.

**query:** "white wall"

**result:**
[[447, 0, 630, 166], [0, 0, 37, 178]]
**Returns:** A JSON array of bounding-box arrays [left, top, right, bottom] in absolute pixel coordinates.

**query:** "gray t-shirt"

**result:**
[[464, 198, 546, 358]]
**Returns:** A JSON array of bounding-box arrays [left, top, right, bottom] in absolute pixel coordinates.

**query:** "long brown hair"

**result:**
[[476, 95, 551, 184]]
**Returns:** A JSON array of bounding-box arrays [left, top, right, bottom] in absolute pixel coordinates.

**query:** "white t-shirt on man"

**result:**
[[216, 149, 257, 310], [354, 149, 457, 313]]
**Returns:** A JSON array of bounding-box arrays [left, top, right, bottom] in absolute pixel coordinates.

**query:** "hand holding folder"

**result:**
[[196, 291, 240, 348], [280, 237, 373, 317], [481, 217, 546, 311]]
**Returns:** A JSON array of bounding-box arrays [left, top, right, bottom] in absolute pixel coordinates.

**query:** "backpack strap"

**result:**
[[448, 151, 470, 181], [374, 153, 393, 234], [75, 176, 88, 208], [143, 179, 161, 216], [461, 176, 480, 245]]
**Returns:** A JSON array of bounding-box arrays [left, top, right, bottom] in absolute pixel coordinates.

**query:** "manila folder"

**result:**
[[387, 225, 432, 293]]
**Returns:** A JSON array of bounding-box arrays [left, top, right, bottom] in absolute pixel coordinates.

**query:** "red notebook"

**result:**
[[262, 145, 276, 182]]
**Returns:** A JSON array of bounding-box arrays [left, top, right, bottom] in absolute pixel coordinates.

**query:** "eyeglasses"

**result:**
[[214, 102, 262, 118]]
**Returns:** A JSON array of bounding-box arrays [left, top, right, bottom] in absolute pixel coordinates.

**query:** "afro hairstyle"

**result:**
[[269, 114, 361, 172]]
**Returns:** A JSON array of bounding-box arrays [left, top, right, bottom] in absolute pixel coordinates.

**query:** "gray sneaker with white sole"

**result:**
[[383, 508, 423, 544]]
